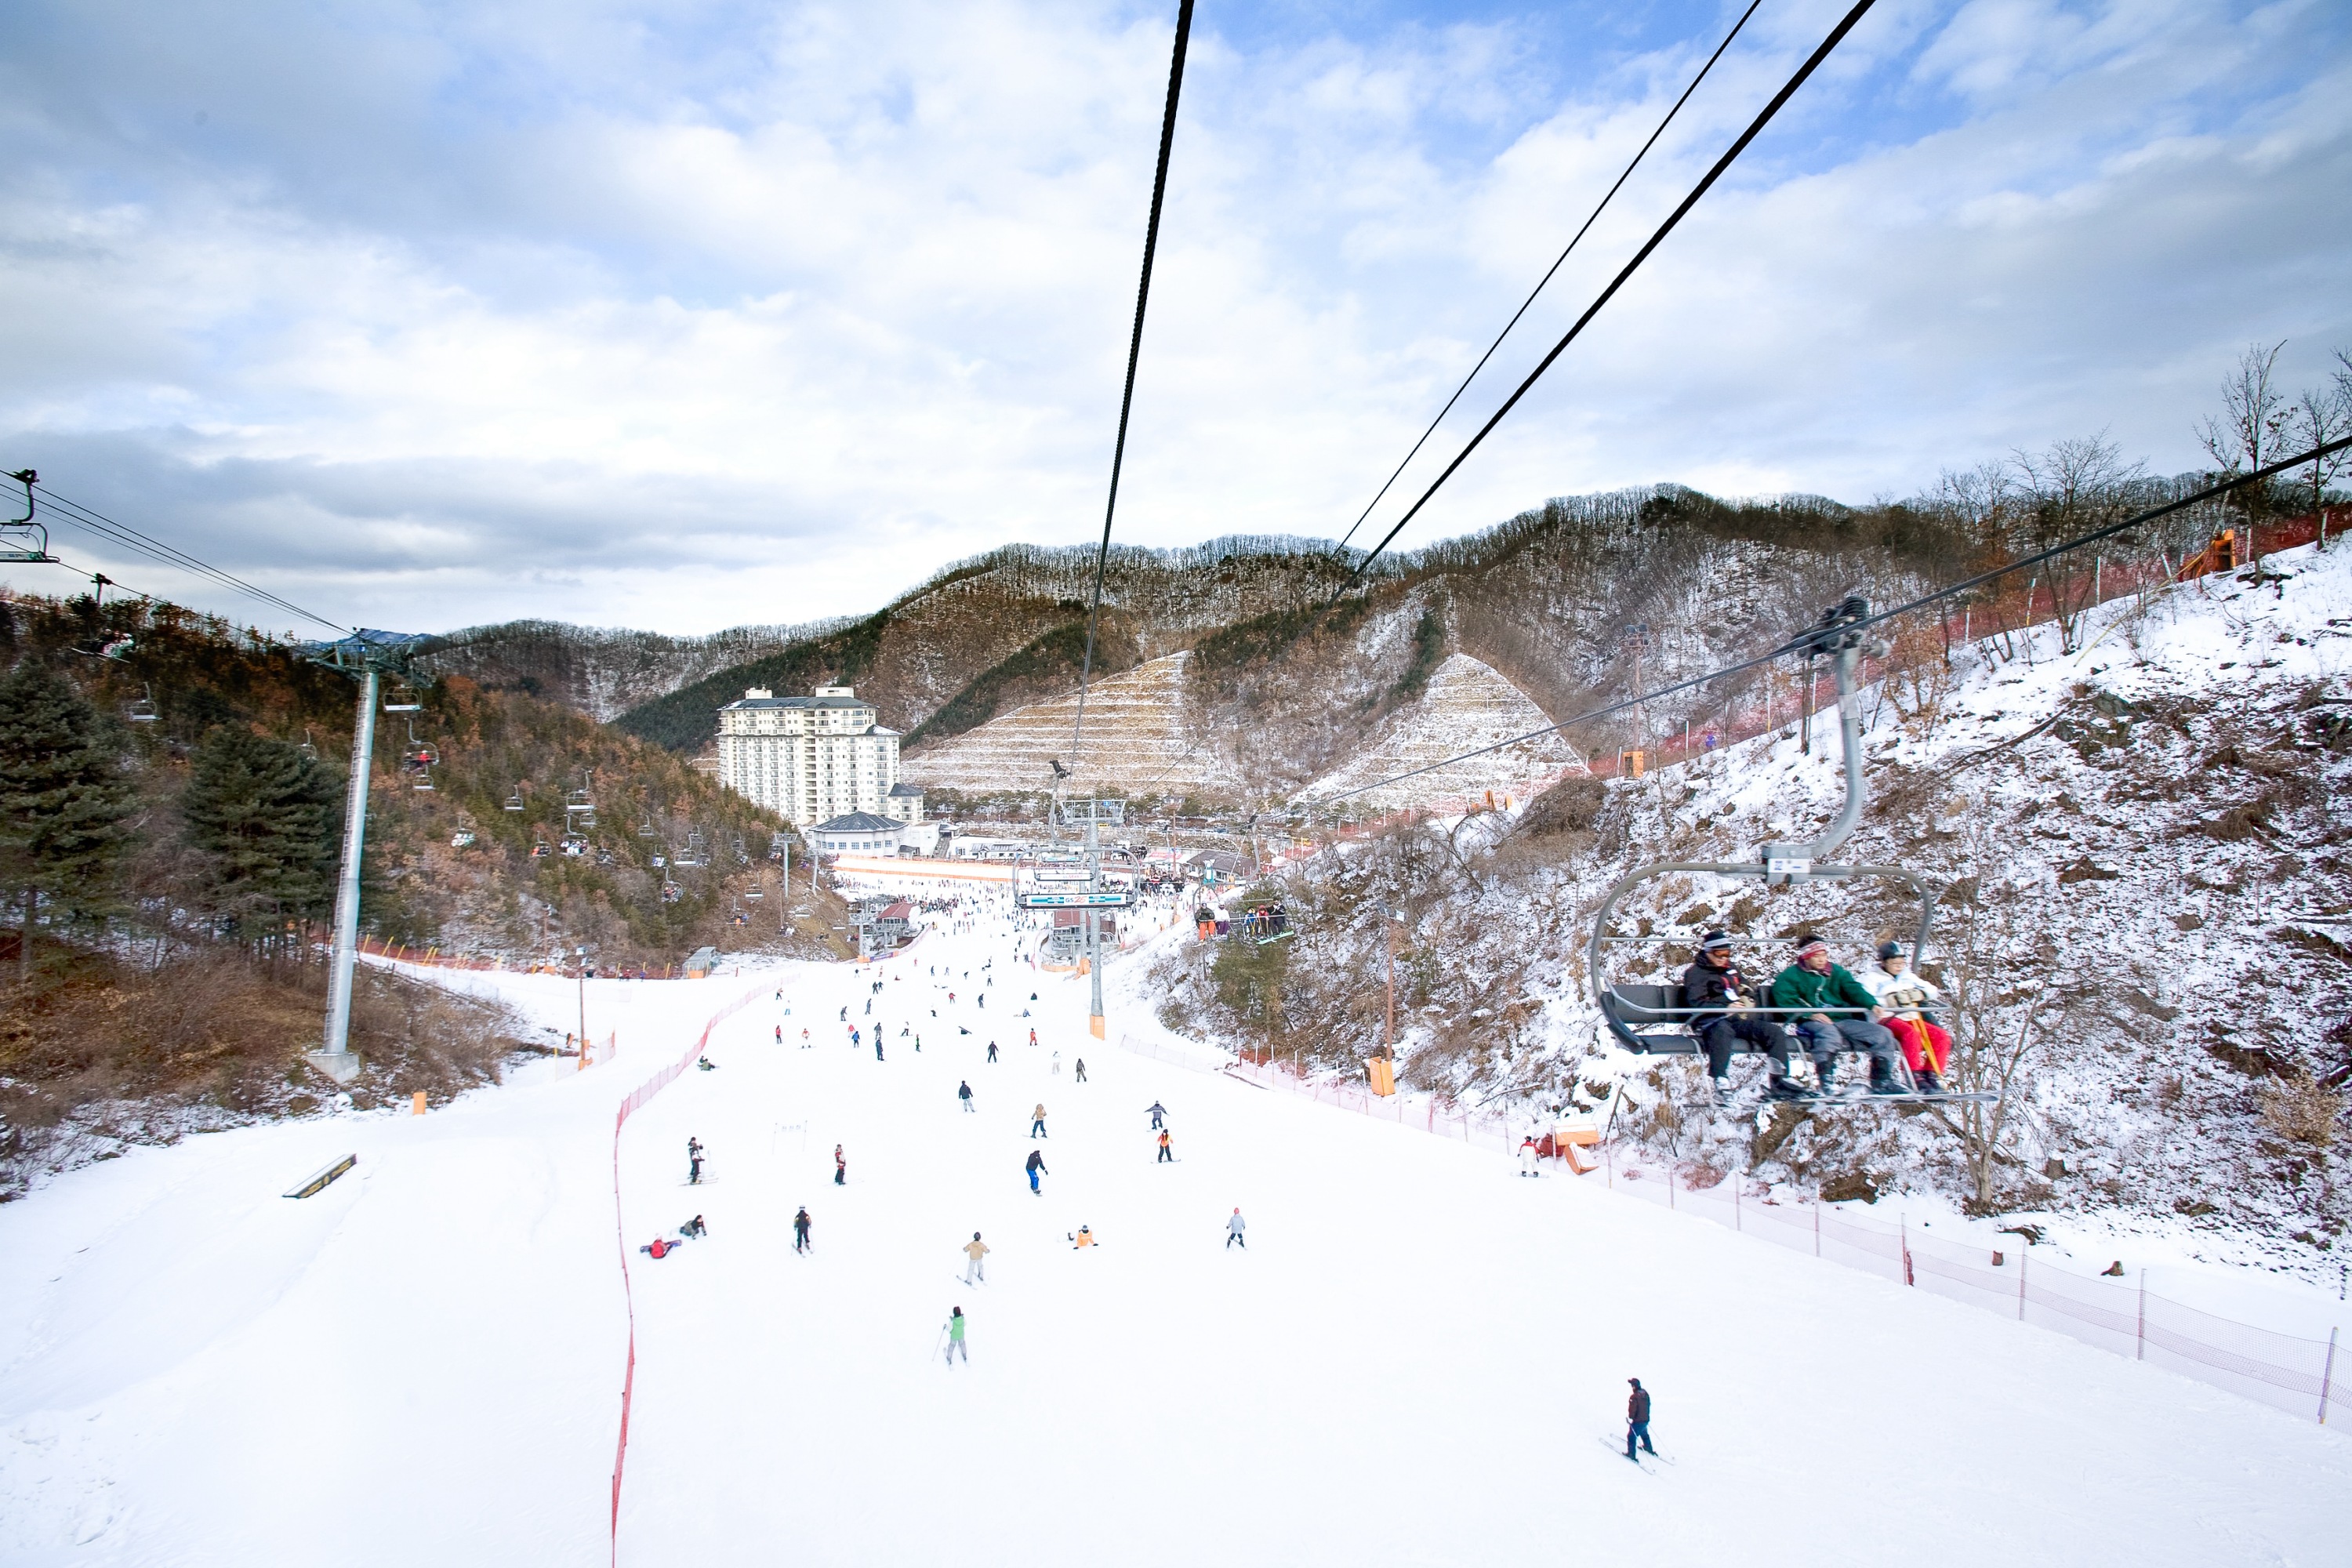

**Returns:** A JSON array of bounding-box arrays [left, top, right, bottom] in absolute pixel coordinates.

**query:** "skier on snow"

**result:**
[[834, 1144, 848, 1185], [687, 1137, 705, 1185], [793, 1207, 812, 1253], [1226, 1208, 1247, 1249], [1156, 1130, 1174, 1163], [1025, 1149, 1047, 1195], [959, 1080, 975, 1112], [944, 1306, 967, 1367], [1518, 1135, 1540, 1177], [1073, 1058, 1087, 1083], [1032, 1103, 1048, 1138], [964, 1232, 989, 1283], [1145, 1101, 1167, 1131], [1625, 1378, 1656, 1461]]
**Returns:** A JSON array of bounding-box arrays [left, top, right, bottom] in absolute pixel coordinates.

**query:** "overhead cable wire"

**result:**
[[1338, 0, 1879, 596], [1330, 0, 1765, 561], [28, 482, 349, 633], [1323, 434, 2352, 803], [1070, 0, 1194, 760]]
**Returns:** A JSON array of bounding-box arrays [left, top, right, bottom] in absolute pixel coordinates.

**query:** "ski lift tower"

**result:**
[[1062, 797, 1126, 1039], [300, 629, 438, 1083]]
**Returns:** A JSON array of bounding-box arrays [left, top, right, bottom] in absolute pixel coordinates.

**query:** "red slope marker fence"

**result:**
[[608, 980, 768, 1563]]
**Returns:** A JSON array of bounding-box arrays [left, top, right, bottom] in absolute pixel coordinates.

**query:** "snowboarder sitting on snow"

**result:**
[[641, 1236, 683, 1258], [1681, 931, 1805, 1103], [1625, 1378, 1655, 1461], [696, 1055, 716, 1071], [1069, 1225, 1097, 1250], [1025, 1149, 1047, 1194], [1767, 936, 1906, 1095], [679, 1214, 707, 1239], [1860, 941, 1950, 1094]]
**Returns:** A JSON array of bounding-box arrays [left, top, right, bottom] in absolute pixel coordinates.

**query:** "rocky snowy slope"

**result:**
[[1154, 539, 2352, 1281], [1294, 652, 1584, 808], [898, 652, 1210, 797]]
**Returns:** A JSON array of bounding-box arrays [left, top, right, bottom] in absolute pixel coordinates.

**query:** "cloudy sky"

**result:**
[[2, 0, 2347, 636]]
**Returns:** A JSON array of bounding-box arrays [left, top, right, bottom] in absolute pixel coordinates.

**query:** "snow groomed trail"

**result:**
[[3, 910, 2350, 1565]]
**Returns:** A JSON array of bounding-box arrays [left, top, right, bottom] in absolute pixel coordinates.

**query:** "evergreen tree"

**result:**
[[180, 727, 340, 948], [0, 660, 138, 978]]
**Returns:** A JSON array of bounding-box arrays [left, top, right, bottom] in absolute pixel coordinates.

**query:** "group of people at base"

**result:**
[[1681, 929, 1951, 1102]]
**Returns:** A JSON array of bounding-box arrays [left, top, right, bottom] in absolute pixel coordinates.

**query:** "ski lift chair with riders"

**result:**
[[1586, 597, 1991, 1108]]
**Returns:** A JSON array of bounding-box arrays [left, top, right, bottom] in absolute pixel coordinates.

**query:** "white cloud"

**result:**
[[0, 0, 2345, 634]]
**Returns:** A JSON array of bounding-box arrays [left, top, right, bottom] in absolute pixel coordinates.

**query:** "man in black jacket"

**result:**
[[1681, 930, 1804, 1105]]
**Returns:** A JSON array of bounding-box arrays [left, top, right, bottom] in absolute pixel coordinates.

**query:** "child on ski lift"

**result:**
[[1861, 941, 1951, 1094]]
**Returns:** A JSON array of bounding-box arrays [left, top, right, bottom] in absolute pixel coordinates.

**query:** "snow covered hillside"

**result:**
[[1153, 538, 2352, 1283], [5, 898, 2350, 1565], [1296, 652, 1584, 808]]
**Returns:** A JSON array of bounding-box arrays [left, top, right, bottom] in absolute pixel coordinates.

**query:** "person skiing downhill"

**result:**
[[1226, 1208, 1247, 1249], [687, 1138, 705, 1185], [944, 1306, 967, 1367], [793, 1207, 812, 1253], [964, 1232, 989, 1283], [987, 1041, 999, 1063], [1518, 1136, 1540, 1177], [959, 1080, 975, 1112], [1625, 1378, 1656, 1461], [1029, 1028, 1038, 1047], [1032, 1104, 1048, 1138], [1074, 1058, 1087, 1083], [1025, 1149, 1047, 1195], [1156, 1130, 1174, 1163], [1145, 1102, 1167, 1131], [834, 1144, 847, 1185]]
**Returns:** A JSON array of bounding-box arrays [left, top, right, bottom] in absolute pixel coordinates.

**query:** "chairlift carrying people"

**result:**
[[1587, 597, 1993, 1110]]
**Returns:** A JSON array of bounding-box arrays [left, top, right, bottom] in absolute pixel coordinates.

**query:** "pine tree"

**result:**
[[180, 727, 339, 949], [0, 660, 139, 978]]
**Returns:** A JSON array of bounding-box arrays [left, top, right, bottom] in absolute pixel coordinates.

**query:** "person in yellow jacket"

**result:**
[[1069, 1225, 1098, 1250], [963, 1232, 989, 1283]]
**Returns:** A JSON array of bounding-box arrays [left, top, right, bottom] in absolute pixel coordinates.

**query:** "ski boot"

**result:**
[[1869, 1069, 1909, 1097], [1915, 1070, 1945, 1096], [1766, 1075, 1811, 1102], [1709, 1076, 1733, 1109]]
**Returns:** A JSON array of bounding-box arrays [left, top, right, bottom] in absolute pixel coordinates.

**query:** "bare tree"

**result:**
[[2009, 434, 2145, 650], [2283, 349, 2352, 544], [2198, 341, 2292, 568]]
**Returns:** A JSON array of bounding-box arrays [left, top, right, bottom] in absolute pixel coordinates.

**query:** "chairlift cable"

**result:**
[[1070, 0, 1195, 762], [1338, 0, 1882, 597], [1324, 433, 2352, 804], [25, 482, 347, 632], [1330, 0, 1766, 560]]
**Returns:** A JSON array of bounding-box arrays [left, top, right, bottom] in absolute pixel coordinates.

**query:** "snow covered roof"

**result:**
[[813, 812, 903, 833]]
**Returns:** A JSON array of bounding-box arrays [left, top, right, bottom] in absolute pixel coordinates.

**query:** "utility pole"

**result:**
[[1380, 902, 1399, 1049], [575, 945, 590, 1065], [1623, 622, 1653, 775], [303, 630, 433, 1084]]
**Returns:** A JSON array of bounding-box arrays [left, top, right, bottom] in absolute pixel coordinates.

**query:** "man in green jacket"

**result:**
[[1767, 936, 1906, 1095]]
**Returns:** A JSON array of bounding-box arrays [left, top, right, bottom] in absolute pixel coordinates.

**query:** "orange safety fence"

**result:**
[[608, 980, 768, 1561]]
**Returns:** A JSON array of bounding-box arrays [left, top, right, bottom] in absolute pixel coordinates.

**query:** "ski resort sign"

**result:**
[[1018, 891, 1131, 908]]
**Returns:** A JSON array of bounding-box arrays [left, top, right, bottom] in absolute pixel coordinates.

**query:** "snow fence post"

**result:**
[[2018, 1247, 2028, 1323], [2321, 1328, 2338, 1425], [2136, 1272, 2147, 1361], [1813, 1194, 1820, 1258]]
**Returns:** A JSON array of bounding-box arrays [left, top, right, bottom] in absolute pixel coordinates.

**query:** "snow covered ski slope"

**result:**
[[5, 916, 2351, 1566]]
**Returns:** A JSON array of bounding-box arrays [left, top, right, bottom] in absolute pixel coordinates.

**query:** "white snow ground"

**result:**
[[4, 913, 2350, 1566]]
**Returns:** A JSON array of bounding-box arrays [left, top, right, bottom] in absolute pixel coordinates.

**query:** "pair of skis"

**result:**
[[1599, 1436, 1675, 1472]]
